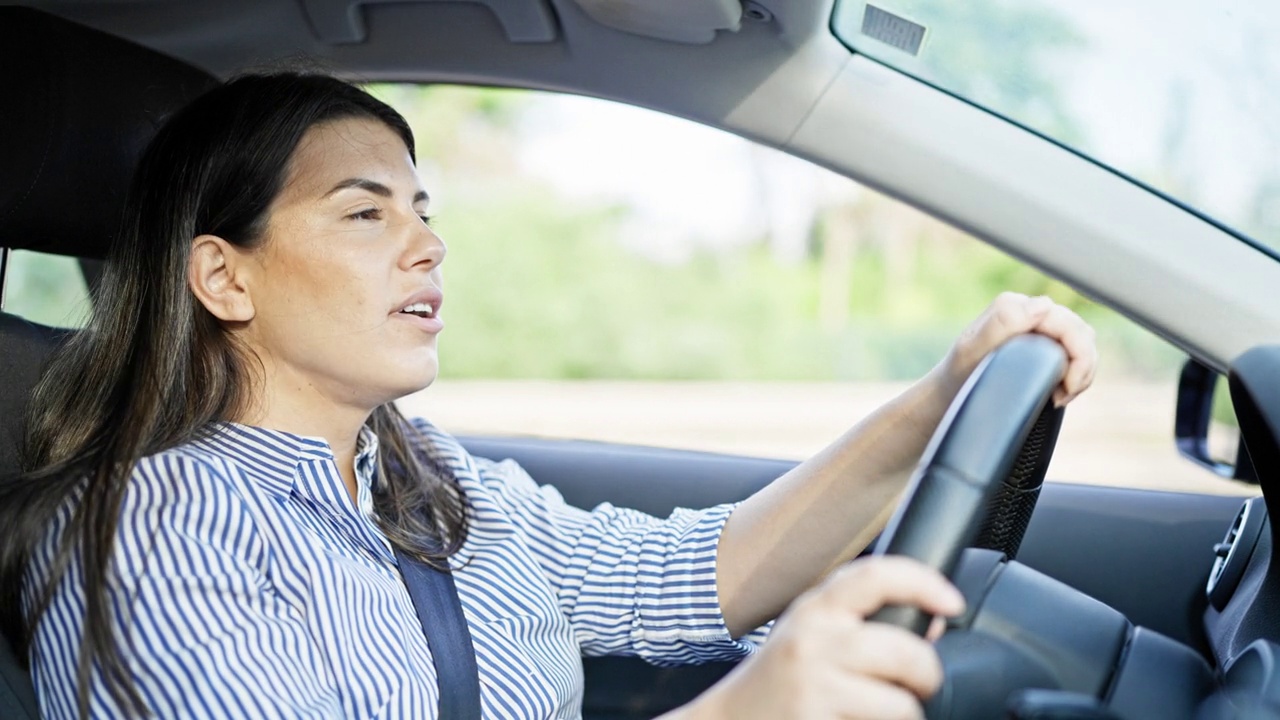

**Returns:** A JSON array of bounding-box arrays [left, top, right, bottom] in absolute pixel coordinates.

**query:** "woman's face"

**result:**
[[237, 116, 446, 413]]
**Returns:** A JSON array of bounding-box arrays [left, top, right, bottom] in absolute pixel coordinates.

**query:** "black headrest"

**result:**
[[0, 7, 218, 260]]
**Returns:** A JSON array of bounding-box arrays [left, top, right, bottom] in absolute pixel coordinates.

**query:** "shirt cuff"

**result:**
[[628, 503, 762, 666]]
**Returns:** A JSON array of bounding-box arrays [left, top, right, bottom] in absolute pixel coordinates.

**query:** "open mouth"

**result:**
[[398, 302, 436, 319]]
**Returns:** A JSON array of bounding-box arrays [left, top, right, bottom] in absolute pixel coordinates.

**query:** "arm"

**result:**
[[29, 456, 340, 718], [716, 293, 1099, 636], [472, 457, 759, 665]]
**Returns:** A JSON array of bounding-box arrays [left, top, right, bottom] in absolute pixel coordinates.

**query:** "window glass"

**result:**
[[2, 250, 91, 328], [831, 0, 1280, 254], [1209, 373, 1241, 468], [369, 84, 1250, 496]]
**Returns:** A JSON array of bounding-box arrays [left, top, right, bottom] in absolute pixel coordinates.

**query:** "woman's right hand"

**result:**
[[685, 555, 965, 720]]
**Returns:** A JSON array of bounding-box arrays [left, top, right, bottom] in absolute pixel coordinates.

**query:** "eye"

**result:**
[[418, 214, 434, 227], [347, 208, 382, 221]]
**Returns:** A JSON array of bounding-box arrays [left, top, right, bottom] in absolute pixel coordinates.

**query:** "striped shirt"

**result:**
[[26, 419, 763, 718]]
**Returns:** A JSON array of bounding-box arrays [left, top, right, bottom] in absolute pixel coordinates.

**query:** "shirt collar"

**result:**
[[196, 422, 380, 502]]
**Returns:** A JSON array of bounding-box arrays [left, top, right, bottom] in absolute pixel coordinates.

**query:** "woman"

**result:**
[[0, 73, 1095, 719]]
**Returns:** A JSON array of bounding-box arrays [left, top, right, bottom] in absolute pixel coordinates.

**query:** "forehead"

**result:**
[[282, 117, 418, 197]]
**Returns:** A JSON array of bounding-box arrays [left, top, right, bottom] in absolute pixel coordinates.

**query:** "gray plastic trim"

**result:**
[[298, 0, 558, 44]]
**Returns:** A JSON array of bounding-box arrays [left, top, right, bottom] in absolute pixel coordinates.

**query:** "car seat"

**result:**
[[0, 8, 216, 716]]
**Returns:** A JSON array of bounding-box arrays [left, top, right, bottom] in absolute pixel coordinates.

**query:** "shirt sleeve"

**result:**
[[472, 456, 761, 666], [28, 454, 341, 719]]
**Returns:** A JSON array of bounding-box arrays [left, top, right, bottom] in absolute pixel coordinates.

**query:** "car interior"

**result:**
[[4, 1, 1280, 718]]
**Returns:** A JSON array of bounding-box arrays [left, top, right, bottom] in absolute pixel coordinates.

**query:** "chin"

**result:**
[[392, 363, 440, 399], [368, 353, 440, 407]]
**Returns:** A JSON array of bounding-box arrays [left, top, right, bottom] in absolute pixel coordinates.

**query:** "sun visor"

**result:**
[[572, 0, 743, 44]]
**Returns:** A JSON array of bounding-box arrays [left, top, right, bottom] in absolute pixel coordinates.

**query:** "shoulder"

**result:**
[[125, 440, 259, 515], [26, 436, 269, 608], [400, 416, 550, 503], [105, 439, 272, 580]]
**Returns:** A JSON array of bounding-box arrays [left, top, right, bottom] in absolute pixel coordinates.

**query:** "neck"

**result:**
[[237, 363, 374, 505]]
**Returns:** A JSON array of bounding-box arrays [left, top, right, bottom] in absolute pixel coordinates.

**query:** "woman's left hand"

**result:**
[[932, 292, 1098, 409]]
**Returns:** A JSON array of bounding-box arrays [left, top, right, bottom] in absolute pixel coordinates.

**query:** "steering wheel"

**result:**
[[869, 334, 1068, 633]]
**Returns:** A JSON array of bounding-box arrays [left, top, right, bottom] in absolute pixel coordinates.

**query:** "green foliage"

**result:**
[[433, 185, 1182, 382], [437, 190, 836, 380]]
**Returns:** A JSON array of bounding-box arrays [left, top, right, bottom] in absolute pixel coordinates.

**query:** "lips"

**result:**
[[392, 287, 444, 333]]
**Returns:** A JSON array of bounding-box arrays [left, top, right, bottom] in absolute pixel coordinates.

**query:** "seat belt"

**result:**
[[394, 546, 483, 719]]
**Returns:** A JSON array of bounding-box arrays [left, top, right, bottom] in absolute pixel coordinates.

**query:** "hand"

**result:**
[[685, 556, 965, 720], [935, 292, 1098, 409]]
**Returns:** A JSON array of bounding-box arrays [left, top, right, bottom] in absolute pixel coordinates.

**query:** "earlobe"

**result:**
[[189, 234, 255, 322]]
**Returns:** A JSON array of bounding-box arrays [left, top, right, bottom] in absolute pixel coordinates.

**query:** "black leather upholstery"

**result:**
[[0, 9, 219, 717]]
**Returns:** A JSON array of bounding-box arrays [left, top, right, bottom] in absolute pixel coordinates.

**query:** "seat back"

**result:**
[[0, 314, 66, 477], [0, 8, 217, 716]]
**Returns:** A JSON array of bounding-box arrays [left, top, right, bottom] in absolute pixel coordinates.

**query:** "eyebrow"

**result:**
[[324, 177, 429, 204]]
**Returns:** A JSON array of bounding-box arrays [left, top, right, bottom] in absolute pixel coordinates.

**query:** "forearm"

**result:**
[[714, 370, 953, 636]]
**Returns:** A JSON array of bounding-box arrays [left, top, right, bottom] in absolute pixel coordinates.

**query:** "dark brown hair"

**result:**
[[0, 72, 468, 717]]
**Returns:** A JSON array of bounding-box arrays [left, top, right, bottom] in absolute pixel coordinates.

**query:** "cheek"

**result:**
[[261, 245, 369, 328]]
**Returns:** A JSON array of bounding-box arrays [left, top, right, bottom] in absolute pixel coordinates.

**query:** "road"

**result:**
[[399, 379, 1256, 497]]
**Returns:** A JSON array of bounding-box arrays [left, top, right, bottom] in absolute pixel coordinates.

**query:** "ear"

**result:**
[[189, 234, 255, 322]]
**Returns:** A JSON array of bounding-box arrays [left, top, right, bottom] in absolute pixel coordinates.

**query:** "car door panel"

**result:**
[[458, 435, 1248, 717]]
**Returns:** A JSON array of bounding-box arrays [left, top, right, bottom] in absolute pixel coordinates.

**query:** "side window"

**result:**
[[2, 250, 92, 328], [1209, 374, 1242, 466], [373, 84, 1246, 496]]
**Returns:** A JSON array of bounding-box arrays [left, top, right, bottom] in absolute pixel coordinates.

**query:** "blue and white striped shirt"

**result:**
[[27, 419, 762, 718]]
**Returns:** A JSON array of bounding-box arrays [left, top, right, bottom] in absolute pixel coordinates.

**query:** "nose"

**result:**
[[404, 220, 446, 271]]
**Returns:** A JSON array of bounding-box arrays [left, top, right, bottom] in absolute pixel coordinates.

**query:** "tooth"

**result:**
[[400, 302, 434, 316]]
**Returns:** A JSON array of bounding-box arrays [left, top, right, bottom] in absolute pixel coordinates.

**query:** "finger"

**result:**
[[984, 293, 1043, 338], [826, 556, 966, 619], [831, 675, 926, 720], [968, 294, 1051, 360], [1031, 306, 1096, 402], [841, 622, 945, 699], [926, 615, 948, 642]]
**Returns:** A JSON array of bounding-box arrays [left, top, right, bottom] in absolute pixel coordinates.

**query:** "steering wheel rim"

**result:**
[[869, 334, 1068, 634]]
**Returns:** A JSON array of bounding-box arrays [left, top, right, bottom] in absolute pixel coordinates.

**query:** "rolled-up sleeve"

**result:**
[[474, 458, 760, 666]]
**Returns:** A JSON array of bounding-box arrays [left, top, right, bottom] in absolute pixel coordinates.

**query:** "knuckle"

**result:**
[[838, 557, 877, 587], [856, 557, 896, 590], [992, 305, 1021, 329], [791, 590, 838, 628], [787, 591, 822, 622]]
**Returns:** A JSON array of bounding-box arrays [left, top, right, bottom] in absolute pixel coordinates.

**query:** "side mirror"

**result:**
[[1175, 357, 1256, 482]]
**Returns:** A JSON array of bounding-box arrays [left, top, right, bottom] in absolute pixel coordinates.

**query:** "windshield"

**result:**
[[832, 0, 1280, 254]]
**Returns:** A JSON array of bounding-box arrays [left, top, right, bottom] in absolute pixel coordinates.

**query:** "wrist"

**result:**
[[908, 364, 959, 433]]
